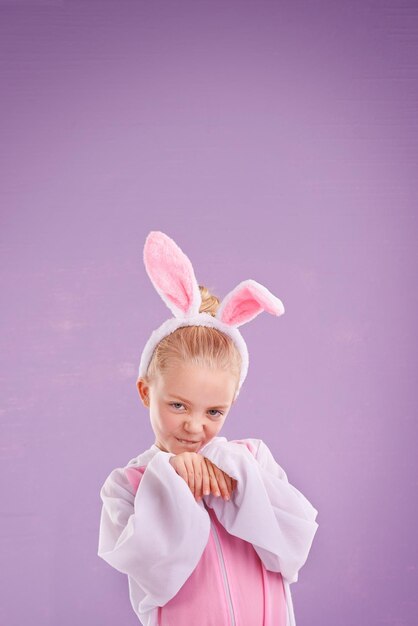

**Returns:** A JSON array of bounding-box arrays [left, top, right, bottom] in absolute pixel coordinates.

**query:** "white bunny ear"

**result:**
[[143, 231, 202, 318], [215, 279, 285, 327]]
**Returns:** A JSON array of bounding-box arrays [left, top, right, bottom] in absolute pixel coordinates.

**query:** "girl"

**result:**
[[97, 230, 319, 626]]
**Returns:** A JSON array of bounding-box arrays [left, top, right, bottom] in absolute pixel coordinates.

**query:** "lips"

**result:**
[[176, 437, 201, 444]]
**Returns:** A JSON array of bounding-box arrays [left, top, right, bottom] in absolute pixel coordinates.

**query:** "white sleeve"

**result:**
[[201, 438, 319, 584], [97, 450, 211, 613]]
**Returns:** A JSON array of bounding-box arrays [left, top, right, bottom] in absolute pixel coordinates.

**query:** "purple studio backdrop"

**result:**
[[1, 1, 417, 625]]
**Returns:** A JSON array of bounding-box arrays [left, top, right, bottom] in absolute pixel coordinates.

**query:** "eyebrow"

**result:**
[[167, 394, 230, 409]]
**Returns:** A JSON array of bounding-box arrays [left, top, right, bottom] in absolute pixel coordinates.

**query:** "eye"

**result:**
[[170, 402, 185, 410], [208, 409, 223, 417]]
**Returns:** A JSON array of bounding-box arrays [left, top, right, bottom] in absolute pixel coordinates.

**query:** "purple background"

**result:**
[[1, 1, 417, 625]]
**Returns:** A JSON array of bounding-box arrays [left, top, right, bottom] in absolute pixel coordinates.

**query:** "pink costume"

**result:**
[[98, 436, 319, 625]]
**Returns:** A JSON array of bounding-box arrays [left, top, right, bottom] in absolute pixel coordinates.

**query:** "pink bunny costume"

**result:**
[[97, 231, 319, 626]]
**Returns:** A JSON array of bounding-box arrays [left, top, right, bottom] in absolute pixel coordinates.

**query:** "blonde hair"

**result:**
[[142, 285, 242, 395]]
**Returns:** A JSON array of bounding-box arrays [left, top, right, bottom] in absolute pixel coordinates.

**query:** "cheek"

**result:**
[[210, 418, 225, 436], [158, 408, 181, 431]]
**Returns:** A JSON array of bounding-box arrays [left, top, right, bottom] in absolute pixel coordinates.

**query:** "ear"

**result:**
[[215, 279, 284, 327], [143, 231, 202, 317], [136, 377, 150, 407]]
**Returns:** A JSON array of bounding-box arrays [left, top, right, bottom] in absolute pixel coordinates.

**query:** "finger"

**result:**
[[223, 472, 233, 497], [223, 472, 231, 493], [171, 456, 189, 483], [192, 455, 203, 500], [221, 471, 232, 500], [205, 459, 220, 496], [183, 455, 195, 496], [213, 466, 229, 499], [201, 458, 211, 496]]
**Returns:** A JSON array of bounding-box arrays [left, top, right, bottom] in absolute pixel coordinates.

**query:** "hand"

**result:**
[[204, 456, 238, 502], [169, 452, 237, 502]]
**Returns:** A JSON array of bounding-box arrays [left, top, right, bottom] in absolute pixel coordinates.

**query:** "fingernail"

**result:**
[[224, 494, 230, 500], [204, 490, 209, 495]]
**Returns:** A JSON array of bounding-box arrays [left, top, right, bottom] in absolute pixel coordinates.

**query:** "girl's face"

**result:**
[[137, 363, 238, 454]]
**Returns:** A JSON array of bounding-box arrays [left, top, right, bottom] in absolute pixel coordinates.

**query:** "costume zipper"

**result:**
[[209, 514, 236, 626]]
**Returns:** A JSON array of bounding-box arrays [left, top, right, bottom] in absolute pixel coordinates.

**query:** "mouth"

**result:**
[[176, 437, 202, 445]]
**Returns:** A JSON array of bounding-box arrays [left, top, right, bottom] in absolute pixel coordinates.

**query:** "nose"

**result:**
[[184, 414, 205, 435]]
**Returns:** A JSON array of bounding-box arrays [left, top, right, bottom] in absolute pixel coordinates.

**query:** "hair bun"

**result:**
[[198, 285, 220, 317]]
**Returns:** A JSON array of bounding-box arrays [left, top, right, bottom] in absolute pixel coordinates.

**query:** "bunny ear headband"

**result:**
[[138, 230, 285, 399]]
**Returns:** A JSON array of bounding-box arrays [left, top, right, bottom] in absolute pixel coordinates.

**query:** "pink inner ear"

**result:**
[[223, 296, 262, 326], [144, 231, 197, 315], [221, 282, 283, 326], [147, 251, 193, 313]]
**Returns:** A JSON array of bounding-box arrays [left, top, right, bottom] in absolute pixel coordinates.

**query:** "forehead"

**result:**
[[158, 364, 236, 403]]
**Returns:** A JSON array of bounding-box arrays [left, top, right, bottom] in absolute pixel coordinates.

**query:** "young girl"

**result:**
[[97, 230, 319, 626]]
